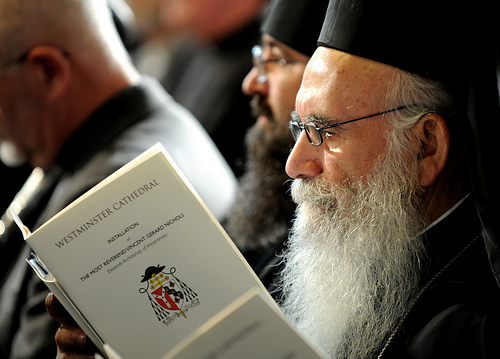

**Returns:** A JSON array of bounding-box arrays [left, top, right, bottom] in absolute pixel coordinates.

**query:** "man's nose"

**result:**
[[242, 67, 268, 97], [286, 130, 323, 179]]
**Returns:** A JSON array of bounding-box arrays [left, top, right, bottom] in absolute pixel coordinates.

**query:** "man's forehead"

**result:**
[[296, 47, 396, 118], [310, 47, 397, 81], [261, 33, 307, 60]]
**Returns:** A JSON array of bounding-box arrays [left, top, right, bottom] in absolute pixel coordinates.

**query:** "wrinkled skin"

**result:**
[[46, 292, 98, 359]]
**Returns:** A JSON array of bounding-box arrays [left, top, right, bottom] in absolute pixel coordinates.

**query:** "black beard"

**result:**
[[223, 96, 296, 265]]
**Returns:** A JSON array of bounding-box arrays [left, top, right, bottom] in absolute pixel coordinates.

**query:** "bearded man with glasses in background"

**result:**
[[224, 0, 329, 298], [0, 1, 236, 358]]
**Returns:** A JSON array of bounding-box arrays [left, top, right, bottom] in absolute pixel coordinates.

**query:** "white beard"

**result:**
[[280, 131, 427, 358]]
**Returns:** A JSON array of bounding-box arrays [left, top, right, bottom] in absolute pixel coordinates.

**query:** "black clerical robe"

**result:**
[[380, 196, 500, 358]]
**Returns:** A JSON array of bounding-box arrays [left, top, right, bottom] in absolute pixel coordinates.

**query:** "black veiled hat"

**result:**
[[261, 0, 329, 57], [318, 0, 500, 288]]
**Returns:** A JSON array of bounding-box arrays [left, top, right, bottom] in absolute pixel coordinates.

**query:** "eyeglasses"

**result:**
[[289, 106, 411, 146], [252, 45, 307, 84], [0, 51, 29, 78]]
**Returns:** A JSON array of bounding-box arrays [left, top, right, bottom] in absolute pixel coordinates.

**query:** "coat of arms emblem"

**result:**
[[139, 265, 200, 326]]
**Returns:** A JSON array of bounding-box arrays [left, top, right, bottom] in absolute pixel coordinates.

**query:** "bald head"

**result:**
[[0, 0, 139, 170], [0, 0, 130, 66]]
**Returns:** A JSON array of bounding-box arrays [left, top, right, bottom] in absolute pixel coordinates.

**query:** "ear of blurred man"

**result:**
[[25, 46, 71, 103]]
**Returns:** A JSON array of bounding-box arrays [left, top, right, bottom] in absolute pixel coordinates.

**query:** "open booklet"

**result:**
[[161, 288, 324, 359], [16, 143, 323, 359]]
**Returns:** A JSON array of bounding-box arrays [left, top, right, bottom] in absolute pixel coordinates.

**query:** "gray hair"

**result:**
[[381, 68, 472, 192], [386, 70, 454, 130], [382, 70, 455, 161]]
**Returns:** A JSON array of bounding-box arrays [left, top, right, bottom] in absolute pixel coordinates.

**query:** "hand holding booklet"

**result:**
[[16, 143, 323, 359]]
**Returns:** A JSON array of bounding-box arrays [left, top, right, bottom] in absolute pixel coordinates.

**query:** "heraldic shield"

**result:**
[[139, 265, 200, 326]]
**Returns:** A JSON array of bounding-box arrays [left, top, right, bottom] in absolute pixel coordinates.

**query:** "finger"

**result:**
[[55, 326, 100, 359], [47, 293, 101, 358], [55, 327, 89, 351], [46, 292, 78, 327], [56, 347, 95, 359]]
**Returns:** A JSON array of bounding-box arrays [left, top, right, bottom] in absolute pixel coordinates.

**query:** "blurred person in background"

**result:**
[[225, 0, 329, 297], [126, 0, 268, 177], [0, 0, 236, 358], [0, 0, 141, 216]]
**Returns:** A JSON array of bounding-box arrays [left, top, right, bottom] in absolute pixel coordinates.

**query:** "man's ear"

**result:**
[[417, 113, 450, 187], [24, 46, 70, 102]]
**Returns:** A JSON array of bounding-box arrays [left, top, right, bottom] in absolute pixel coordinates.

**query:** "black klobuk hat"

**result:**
[[261, 0, 329, 57]]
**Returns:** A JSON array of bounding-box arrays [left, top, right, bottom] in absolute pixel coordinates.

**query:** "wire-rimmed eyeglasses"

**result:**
[[0, 52, 30, 78], [289, 106, 412, 146], [252, 45, 307, 84]]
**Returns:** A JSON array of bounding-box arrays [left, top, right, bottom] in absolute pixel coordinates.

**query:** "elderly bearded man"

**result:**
[[281, 0, 500, 358]]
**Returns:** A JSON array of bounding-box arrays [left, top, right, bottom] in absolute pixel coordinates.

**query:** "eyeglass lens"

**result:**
[[251, 46, 267, 83], [289, 122, 324, 146]]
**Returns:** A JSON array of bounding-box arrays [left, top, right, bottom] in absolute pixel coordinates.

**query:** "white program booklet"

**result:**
[[162, 288, 324, 359], [20, 143, 284, 359]]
